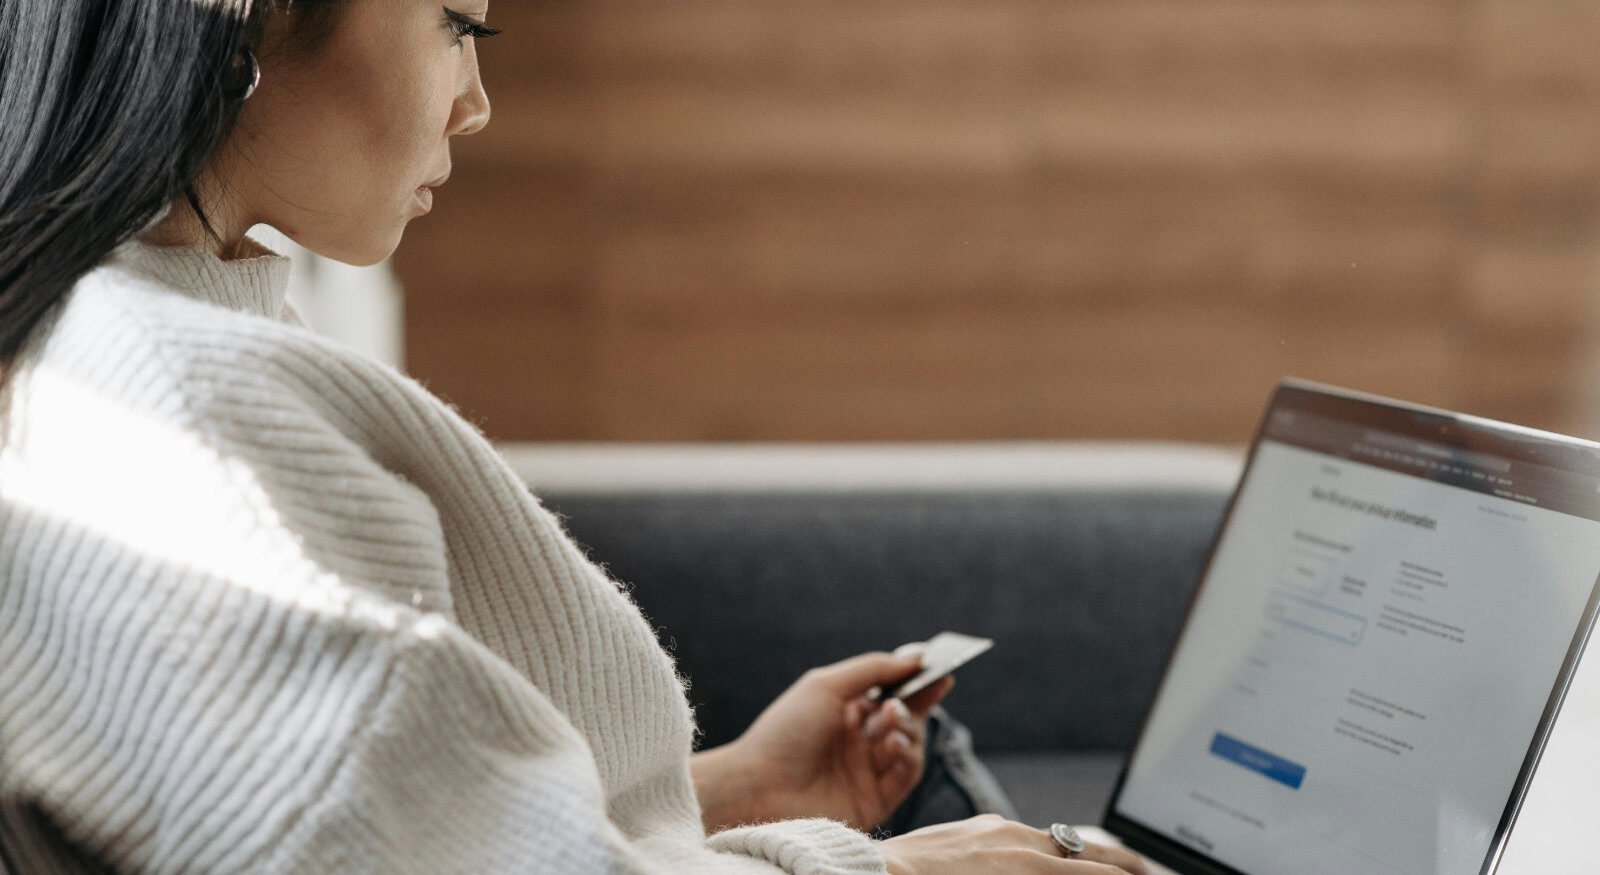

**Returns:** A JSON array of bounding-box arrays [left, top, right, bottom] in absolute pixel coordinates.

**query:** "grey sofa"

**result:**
[[504, 442, 1242, 828]]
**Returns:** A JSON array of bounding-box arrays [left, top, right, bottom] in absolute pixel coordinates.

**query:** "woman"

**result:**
[[0, 1, 1146, 873]]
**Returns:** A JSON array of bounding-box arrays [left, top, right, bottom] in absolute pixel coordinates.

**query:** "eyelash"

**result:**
[[444, 9, 502, 47]]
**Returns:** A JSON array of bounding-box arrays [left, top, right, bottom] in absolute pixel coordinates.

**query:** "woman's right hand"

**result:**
[[878, 814, 1148, 875]]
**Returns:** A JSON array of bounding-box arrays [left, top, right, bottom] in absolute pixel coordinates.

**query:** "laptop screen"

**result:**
[[1105, 383, 1600, 875]]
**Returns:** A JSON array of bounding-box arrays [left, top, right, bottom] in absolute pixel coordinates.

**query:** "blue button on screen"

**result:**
[[1209, 732, 1306, 789]]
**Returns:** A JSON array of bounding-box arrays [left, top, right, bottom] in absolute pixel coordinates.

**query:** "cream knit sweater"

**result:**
[[0, 239, 887, 875]]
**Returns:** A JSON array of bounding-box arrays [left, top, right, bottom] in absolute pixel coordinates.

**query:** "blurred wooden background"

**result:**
[[392, 0, 1600, 444]]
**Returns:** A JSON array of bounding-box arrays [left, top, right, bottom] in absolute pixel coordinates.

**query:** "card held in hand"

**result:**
[[875, 631, 994, 701]]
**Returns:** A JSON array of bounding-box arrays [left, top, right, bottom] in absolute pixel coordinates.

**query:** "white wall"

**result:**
[[250, 226, 405, 371]]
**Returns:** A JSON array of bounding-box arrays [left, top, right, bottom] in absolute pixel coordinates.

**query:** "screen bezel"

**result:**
[[1101, 378, 1600, 875]]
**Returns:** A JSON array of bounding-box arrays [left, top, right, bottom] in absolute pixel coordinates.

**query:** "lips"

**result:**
[[413, 171, 448, 214]]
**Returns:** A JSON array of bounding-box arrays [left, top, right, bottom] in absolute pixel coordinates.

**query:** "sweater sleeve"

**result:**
[[707, 821, 890, 873], [259, 614, 889, 875]]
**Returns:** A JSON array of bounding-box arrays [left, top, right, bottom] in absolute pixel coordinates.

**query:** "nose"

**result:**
[[451, 49, 492, 137]]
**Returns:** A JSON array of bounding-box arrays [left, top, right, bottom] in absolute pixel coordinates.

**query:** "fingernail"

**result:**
[[889, 699, 911, 725], [845, 700, 864, 727], [891, 730, 913, 751], [893, 643, 926, 659], [863, 709, 886, 738]]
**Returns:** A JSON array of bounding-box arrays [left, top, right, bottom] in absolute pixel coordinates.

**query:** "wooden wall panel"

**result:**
[[1461, 0, 1600, 436], [394, 0, 1600, 444]]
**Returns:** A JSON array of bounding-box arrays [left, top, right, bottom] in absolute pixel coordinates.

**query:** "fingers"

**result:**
[[1056, 859, 1133, 873], [875, 725, 918, 770], [872, 731, 919, 777], [1072, 843, 1147, 875], [842, 697, 870, 737], [809, 650, 922, 696], [867, 710, 917, 769], [862, 698, 918, 745], [858, 696, 922, 776], [882, 816, 1147, 874], [999, 819, 1146, 874], [901, 674, 954, 719], [1024, 843, 1142, 873], [1013, 851, 1132, 873]]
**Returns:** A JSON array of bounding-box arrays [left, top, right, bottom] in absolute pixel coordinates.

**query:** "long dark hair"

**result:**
[[0, 0, 332, 370]]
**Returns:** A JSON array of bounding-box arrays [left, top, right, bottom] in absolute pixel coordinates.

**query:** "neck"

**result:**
[[141, 179, 256, 260]]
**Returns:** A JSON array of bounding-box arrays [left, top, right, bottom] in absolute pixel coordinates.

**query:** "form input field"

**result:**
[[1264, 589, 1367, 645]]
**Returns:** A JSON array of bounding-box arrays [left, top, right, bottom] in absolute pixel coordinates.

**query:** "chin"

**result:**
[[343, 248, 398, 268], [317, 229, 405, 267]]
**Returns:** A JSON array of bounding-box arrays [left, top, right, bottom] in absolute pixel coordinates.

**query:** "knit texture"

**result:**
[[0, 238, 888, 875]]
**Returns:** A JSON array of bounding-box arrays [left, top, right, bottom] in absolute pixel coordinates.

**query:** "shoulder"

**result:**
[[56, 260, 427, 434], [14, 263, 454, 602], [58, 252, 453, 471]]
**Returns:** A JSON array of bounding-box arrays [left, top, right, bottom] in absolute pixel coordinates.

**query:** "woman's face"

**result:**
[[222, 0, 493, 265]]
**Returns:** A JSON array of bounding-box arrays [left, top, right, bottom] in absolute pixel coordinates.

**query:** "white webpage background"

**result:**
[[1115, 441, 1600, 875]]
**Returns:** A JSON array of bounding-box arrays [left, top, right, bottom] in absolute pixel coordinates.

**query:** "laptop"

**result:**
[[1095, 379, 1600, 875]]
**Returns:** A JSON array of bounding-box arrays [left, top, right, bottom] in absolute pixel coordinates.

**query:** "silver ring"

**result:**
[[1050, 822, 1085, 858]]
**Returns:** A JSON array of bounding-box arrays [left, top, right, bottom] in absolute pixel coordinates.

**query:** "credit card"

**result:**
[[875, 631, 993, 701]]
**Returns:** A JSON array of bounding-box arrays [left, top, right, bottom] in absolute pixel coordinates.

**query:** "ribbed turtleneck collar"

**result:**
[[111, 236, 293, 320]]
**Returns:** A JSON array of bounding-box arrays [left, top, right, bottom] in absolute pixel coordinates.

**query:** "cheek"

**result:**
[[345, 73, 452, 199], [292, 33, 456, 201]]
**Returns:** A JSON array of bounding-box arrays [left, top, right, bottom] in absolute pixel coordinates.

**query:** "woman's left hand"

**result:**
[[692, 650, 955, 833]]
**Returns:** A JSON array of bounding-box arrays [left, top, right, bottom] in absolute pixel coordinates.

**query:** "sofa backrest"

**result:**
[[514, 443, 1239, 753]]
